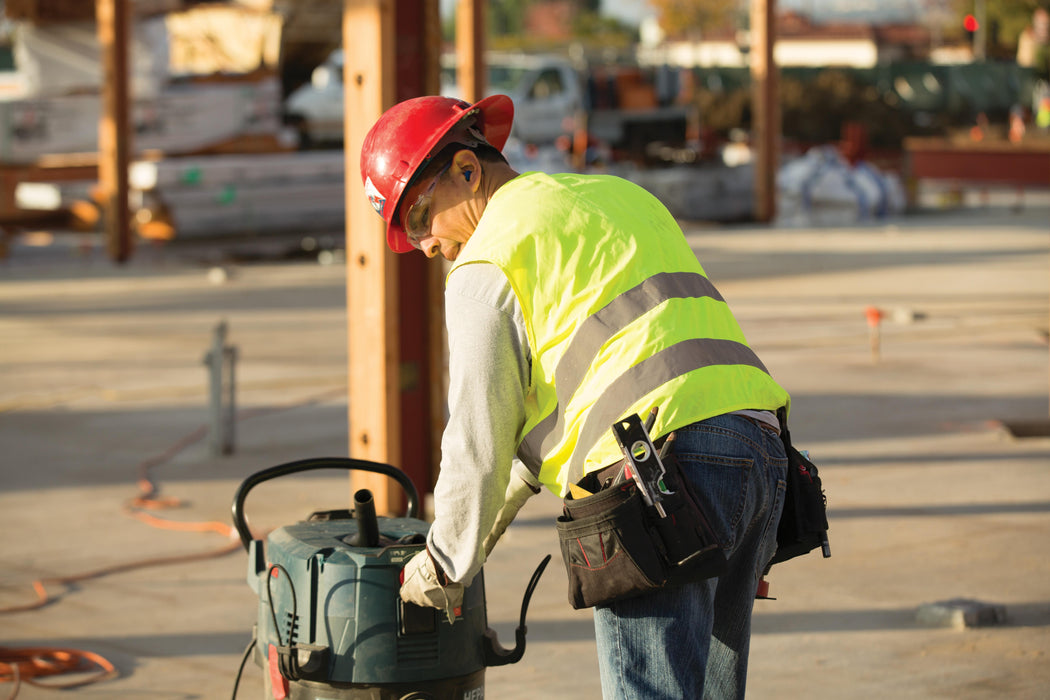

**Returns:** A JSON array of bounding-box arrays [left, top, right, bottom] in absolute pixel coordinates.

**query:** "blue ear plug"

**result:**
[[464, 169, 472, 181]]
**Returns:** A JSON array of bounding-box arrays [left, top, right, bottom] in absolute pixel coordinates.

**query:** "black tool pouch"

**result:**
[[556, 451, 726, 610], [556, 481, 664, 609], [769, 407, 830, 567]]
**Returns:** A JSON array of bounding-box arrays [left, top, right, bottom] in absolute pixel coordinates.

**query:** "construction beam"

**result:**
[[96, 0, 132, 263], [344, 0, 400, 513], [391, 2, 442, 514], [750, 0, 778, 223], [455, 0, 486, 102], [344, 0, 442, 516], [418, 0, 445, 497]]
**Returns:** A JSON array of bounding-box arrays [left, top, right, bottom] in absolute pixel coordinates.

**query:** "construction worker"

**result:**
[[360, 95, 790, 699]]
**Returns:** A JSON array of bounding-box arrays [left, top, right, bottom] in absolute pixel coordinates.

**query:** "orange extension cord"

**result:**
[[0, 424, 241, 618], [0, 387, 344, 697], [0, 647, 117, 699], [0, 425, 237, 698]]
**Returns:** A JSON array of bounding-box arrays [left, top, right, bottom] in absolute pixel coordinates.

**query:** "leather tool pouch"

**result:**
[[556, 451, 726, 610], [768, 407, 830, 567]]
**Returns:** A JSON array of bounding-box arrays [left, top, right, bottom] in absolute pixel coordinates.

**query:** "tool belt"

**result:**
[[555, 442, 726, 610]]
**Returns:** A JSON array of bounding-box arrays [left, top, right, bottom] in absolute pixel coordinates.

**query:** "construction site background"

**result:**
[[0, 1, 1049, 696], [1, 192, 1049, 697]]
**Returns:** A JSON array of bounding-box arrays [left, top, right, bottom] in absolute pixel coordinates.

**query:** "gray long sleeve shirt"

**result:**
[[425, 261, 537, 585]]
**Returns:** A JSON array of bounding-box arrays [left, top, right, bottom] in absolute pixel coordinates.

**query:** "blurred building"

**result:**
[[639, 10, 937, 69]]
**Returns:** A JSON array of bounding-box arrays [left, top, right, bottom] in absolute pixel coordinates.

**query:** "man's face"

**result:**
[[399, 154, 479, 261]]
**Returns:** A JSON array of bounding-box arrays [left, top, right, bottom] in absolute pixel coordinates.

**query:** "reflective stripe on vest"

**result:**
[[517, 270, 759, 464], [522, 335, 770, 481]]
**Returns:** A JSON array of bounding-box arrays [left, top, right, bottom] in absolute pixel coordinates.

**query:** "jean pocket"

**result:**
[[674, 452, 753, 553]]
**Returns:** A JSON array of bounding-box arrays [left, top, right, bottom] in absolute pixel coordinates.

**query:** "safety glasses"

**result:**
[[403, 161, 453, 250]]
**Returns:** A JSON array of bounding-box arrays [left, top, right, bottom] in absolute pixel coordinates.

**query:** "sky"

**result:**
[[601, 0, 653, 25]]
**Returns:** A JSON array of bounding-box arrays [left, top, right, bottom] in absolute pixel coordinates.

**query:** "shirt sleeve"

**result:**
[[425, 262, 532, 584]]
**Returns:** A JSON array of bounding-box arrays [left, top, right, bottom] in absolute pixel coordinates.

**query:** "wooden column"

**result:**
[[391, 0, 442, 513], [750, 0, 778, 223], [344, 0, 401, 513], [420, 0, 446, 495], [456, 0, 486, 101], [344, 0, 442, 516], [96, 0, 132, 263]]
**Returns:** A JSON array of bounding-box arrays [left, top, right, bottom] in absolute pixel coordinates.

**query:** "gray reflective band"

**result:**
[[565, 337, 770, 484], [517, 271, 725, 475], [517, 411, 554, 470], [555, 271, 723, 395]]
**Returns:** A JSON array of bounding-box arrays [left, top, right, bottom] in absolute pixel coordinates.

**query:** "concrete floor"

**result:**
[[1, 202, 1048, 698]]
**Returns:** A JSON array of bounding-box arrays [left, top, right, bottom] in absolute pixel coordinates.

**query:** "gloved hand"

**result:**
[[400, 548, 464, 623], [482, 473, 541, 556]]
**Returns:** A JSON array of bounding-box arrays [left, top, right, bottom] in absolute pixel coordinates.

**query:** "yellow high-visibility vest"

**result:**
[[450, 172, 790, 496]]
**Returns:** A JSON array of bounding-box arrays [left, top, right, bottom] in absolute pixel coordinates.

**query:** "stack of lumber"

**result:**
[[130, 150, 346, 239], [0, 76, 290, 163]]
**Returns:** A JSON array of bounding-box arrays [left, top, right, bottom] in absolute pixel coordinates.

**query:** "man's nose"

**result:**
[[422, 238, 441, 258]]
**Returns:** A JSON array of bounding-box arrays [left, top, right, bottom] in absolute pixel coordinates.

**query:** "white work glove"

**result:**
[[482, 473, 541, 556], [400, 548, 464, 623]]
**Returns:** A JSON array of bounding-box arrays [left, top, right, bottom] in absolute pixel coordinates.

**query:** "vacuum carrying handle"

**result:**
[[231, 457, 420, 551]]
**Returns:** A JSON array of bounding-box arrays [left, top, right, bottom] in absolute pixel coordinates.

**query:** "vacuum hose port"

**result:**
[[349, 489, 380, 548]]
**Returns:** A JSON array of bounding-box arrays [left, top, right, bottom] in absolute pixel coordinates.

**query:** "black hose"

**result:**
[[483, 554, 552, 667], [230, 637, 256, 700], [518, 554, 552, 630]]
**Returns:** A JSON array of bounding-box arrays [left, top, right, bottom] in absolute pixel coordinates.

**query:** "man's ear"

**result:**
[[451, 150, 482, 190]]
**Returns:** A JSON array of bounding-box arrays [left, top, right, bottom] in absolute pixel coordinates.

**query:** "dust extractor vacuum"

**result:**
[[230, 457, 550, 700]]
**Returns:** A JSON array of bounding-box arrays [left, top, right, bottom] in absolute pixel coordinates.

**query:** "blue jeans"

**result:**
[[593, 413, 787, 700]]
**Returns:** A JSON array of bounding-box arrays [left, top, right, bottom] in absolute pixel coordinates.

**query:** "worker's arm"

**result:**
[[424, 262, 534, 585], [482, 463, 541, 556]]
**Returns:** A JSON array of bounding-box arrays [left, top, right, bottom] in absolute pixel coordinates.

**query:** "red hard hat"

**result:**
[[360, 94, 514, 253]]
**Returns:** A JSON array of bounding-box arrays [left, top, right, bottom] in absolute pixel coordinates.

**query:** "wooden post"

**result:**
[[750, 0, 778, 223], [96, 0, 132, 263], [344, 0, 401, 513], [421, 0, 446, 496], [344, 0, 442, 516], [456, 0, 486, 102]]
